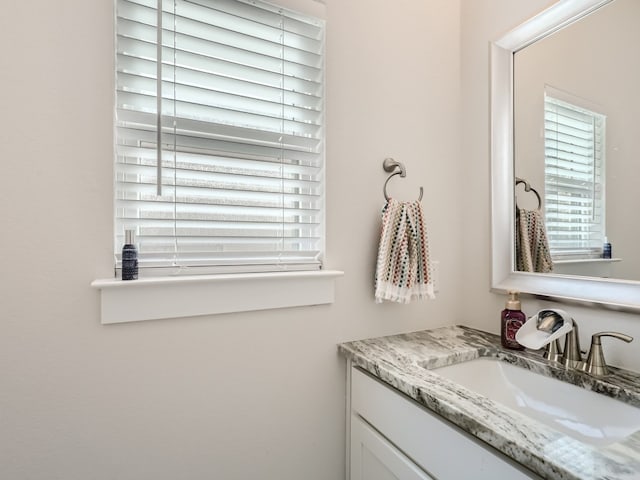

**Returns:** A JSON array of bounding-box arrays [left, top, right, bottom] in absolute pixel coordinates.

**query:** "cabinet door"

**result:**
[[351, 368, 541, 479], [351, 414, 435, 480]]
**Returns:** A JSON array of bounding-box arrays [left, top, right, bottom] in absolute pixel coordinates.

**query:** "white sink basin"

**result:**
[[432, 357, 640, 446]]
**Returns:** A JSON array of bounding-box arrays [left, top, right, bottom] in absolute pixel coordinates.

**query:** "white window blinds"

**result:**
[[115, 0, 325, 274], [544, 95, 605, 258]]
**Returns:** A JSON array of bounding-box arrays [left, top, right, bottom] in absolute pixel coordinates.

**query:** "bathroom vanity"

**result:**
[[339, 326, 640, 480]]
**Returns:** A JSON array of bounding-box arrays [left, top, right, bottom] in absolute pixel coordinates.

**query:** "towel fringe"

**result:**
[[375, 280, 435, 304]]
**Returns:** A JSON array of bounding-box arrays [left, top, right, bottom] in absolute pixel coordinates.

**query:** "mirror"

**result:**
[[513, 0, 640, 281], [491, 0, 640, 311]]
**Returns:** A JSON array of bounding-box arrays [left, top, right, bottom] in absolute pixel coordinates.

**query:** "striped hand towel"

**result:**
[[375, 198, 435, 303]]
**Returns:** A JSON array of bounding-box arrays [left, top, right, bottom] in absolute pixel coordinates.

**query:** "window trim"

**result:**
[[92, 270, 343, 324], [99, 0, 336, 325]]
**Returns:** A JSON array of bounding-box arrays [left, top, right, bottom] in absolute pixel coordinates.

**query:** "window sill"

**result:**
[[553, 258, 621, 265], [91, 270, 344, 324]]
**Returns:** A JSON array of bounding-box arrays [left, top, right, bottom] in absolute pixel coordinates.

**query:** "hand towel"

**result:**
[[375, 198, 435, 303], [516, 207, 553, 273]]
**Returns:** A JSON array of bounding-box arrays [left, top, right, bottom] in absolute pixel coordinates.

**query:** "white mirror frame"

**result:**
[[491, 0, 640, 312]]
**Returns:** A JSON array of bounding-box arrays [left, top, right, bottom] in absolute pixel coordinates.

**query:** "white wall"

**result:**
[[0, 1, 461, 479], [8, 2, 640, 478], [460, 0, 640, 371]]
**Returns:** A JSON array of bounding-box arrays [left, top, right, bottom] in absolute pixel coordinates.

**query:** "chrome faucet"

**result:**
[[582, 332, 633, 377], [547, 324, 634, 376], [529, 311, 634, 376]]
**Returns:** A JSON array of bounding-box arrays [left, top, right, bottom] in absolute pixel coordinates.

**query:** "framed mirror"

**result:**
[[491, 0, 640, 311]]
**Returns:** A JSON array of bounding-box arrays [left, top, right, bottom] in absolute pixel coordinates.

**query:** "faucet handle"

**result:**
[[561, 320, 583, 369], [543, 338, 562, 362], [583, 332, 633, 377]]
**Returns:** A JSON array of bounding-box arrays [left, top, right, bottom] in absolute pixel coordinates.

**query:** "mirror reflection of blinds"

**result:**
[[115, 0, 325, 274], [544, 96, 605, 257]]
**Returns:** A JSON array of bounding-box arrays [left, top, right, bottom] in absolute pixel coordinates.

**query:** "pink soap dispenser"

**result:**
[[501, 291, 526, 350]]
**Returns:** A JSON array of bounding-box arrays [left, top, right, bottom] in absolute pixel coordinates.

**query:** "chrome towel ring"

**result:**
[[515, 177, 542, 210], [383, 157, 424, 202]]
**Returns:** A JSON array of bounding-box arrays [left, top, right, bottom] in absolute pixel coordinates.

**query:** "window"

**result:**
[[115, 0, 325, 276], [544, 94, 606, 259]]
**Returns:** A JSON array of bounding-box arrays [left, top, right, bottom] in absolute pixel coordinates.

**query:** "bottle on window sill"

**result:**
[[122, 229, 138, 281], [603, 237, 612, 259]]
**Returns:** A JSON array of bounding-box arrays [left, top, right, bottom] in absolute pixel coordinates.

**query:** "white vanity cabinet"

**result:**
[[351, 414, 434, 480], [348, 366, 542, 480]]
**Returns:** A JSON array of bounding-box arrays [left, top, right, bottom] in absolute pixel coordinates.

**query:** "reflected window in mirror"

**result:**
[[544, 93, 606, 262]]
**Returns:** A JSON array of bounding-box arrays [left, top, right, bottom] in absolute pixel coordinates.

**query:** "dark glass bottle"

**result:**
[[603, 237, 612, 259], [122, 229, 138, 281], [501, 291, 525, 350]]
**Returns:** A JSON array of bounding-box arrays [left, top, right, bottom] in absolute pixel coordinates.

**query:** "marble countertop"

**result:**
[[338, 325, 640, 480]]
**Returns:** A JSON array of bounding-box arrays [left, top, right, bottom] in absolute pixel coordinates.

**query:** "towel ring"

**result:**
[[383, 158, 424, 202], [515, 177, 542, 210]]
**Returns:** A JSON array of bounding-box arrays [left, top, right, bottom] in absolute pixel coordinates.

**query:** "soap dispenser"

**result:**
[[501, 291, 526, 350]]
